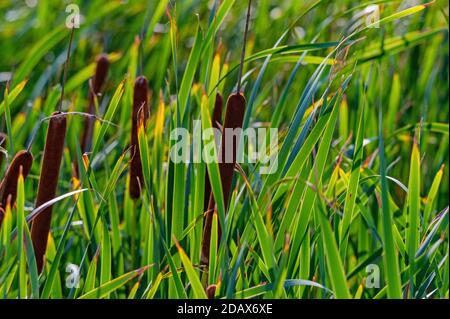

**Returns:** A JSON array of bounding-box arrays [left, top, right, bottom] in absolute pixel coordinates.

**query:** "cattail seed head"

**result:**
[[211, 92, 246, 210], [80, 54, 110, 153], [31, 111, 67, 273], [0, 150, 33, 211], [92, 54, 109, 94], [206, 284, 217, 299], [218, 92, 246, 201], [129, 76, 149, 199], [201, 92, 246, 266]]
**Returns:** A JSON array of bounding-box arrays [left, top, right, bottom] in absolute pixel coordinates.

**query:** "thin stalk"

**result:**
[[236, 0, 252, 93], [58, 27, 75, 112]]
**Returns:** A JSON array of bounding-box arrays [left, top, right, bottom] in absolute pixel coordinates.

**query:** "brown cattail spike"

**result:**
[[80, 54, 109, 153], [0, 150, 33, 211], [31, 112, 67, 273], [92, 54, 109, 93], [201, 93, 246, 266], [203, 92, 223, 210], [129, 76, 149, 199], [206, 284, 217, 299]]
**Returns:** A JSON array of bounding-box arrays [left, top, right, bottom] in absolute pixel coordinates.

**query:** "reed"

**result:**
[[0, 0, 448, 300], [129, 76, 149, 199], [30, 112, 67, 272], [80, 54, 109, 153]]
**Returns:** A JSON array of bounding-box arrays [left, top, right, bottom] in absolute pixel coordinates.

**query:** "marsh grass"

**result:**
[[0, 0, 448, 299]]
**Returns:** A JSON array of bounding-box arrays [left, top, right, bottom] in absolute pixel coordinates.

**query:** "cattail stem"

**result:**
[[0, 150, 33, 229], [201, 93, 246, 266], [129, 76, 149, 199], [80, 54, 109, 153], [236, 0, 252, 94], [58, 27, 75, 112], [31, 112, 67, 273]]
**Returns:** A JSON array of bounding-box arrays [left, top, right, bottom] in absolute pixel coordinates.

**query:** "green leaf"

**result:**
[[287, 89, 342, 275], [12, 26, 66, 86], [40, 202, 80, 299], [178, 26, 203, 117], [100, 218, 112, 296], [174, 240, 207, 299], [406, 140, 421, 293], [423, 165, 444, 228], [79, 266, 148, 299], [339, 89, 366, 259], [200, 94, 225, 223], [0, 80, 28, 116], [208, 211, 218, 285], [316, 201, 351, 299], [91, 80, 125, 156], [144, 0, 171, 42], [378, 99, 403, 299], [17, 174, 39, 298]]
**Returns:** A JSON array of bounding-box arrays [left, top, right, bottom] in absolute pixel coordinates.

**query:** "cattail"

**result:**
[[201, 0, 251, 268], [31, 112, 67, 273], [206, 284, 217, 299], [0, 150, 33, 211], [80, 54, 109, 153], [0, 132, 7, 169], [0, 150, 33, 229], [203, 92, 223, 210], [129, 76, 149, 199], [201, 92, 246, 266], [217, 93, 246, 206]]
